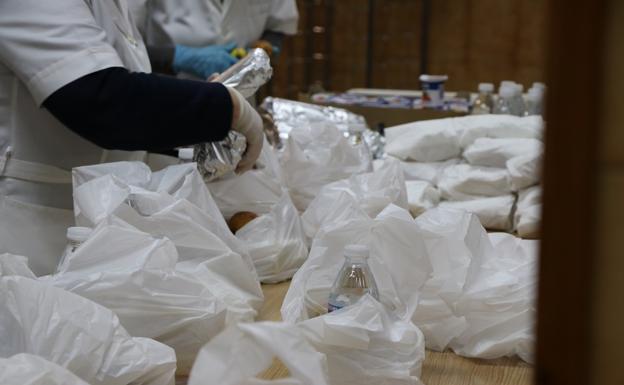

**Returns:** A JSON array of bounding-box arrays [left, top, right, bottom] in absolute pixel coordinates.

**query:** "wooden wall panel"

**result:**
[[266, 0, 547, 98], [428, 0, 546, 91], [328, 0, 369, 91], [370, 0, 423, 89]]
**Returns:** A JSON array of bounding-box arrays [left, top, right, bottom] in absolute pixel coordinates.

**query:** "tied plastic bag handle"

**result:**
[[188, 322, 330, 385]]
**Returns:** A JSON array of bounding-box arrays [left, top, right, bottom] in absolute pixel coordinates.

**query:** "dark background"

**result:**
[[264, 0, 547, 99]]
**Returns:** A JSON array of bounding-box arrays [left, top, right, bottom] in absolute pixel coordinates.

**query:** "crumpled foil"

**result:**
[[194, 131, 247, 182], [260, 97, 385, 158], [214, 48, 273, 98], [362, 129, 385, 160]]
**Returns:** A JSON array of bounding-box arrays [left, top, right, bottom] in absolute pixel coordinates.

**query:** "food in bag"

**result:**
[[228, 211, 259, 234]]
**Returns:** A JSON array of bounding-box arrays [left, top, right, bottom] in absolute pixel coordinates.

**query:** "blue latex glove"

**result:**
[[173, 42, 238, 79]]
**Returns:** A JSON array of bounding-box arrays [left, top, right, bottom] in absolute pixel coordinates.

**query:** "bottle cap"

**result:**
[[419, 74, 448, 83], [515, 84, 524, 94], [67, 227, 93, 242], [499, 80, 515, 90], [478, 83, 494, 92], [344, 244, 370, 258], [499, 85, 515, 99], [532, 82, 546, 91], [178, 148, 194, 161], [527, 88, 543, 101]]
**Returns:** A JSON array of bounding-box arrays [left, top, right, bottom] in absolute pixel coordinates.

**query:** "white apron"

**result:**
[[0, 0, 151, 275], [135, 0, 298, 47]]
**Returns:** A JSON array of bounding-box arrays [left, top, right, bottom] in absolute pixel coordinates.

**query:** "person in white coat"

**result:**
[[0, 0, 264, 276], [130, 0, 299, 79]]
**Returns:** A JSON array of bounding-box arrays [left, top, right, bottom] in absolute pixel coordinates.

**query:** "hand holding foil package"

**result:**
[[194, 131, 247, 182], [214, 48, 273, 98]]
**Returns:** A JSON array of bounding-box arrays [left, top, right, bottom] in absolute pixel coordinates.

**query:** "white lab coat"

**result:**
[[0, 0, 151, 275], [134, 0, 298, 47]]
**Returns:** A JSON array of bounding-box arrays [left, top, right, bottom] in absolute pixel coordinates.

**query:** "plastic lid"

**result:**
[[419, 74, 448, 82], [527, 88, 543, 101], [499, 85, 515, 99], [344, 244, 370, 258], [532, 82, 546, 90], [67, 227, 93, 242], [178, 148, 194, 161], [500, 80, 515, 89], [478, 83, 494, 92]]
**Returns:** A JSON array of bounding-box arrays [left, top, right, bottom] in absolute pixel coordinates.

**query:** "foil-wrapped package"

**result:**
[[362, 129, 385, 160], [214, 48, 273, 98], [194, 131, 247, 182], [260, 97, 385, 158]]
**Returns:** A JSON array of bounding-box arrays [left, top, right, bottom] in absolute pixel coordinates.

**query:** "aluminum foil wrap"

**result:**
[[362, 129, 385, 159], [260, 97, 385, 158], [214, 48, 273, 98], [194, 131, 247, 182]]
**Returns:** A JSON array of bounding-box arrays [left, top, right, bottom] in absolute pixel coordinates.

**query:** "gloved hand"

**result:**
[[227, 86, 264, 173], [173, 42, 238, 79]]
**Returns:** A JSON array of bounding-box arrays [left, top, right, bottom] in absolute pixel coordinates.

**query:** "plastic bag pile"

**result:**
[[0, 101, 542, 384], [382, 114, 544, 237]]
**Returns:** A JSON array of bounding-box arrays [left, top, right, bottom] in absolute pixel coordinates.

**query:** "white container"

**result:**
[[419, 74, 448, 108]]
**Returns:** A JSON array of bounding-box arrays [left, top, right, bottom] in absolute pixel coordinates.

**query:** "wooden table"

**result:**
[[257, 281, 533, 385]]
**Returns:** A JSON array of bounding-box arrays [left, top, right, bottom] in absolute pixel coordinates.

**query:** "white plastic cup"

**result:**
[[419, 74, 448, 108]]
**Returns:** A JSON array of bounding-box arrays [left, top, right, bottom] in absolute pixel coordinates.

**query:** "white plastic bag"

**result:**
[[438, 195, 516, 231], [190, 297, 426, 385], [437, 164, 512, 200], [299, 295, 426, 385], [235, 193, 309, 283], [207, 143, 309, 283], [71, 162, 263, 308], [280, 122, 373, 211], [399, 158, 461, 184], [188, 321, 330, 385], [73, 162, 231, 243], [463, 138, 543, 168], [0, 253, 36, 278], [515, 186, 541, 238], [0, 276, 176, 385], [385, 119, 462, 162], [207, 139, 285, 219], [405, 180, 440, 217], [48, 219, 233, 375], [451, 232, 537, 362], [301, 159, 408, 240], [412, 208, 490, 351], [282, 204, 431, 324], [457, 115, 544, 148], [507, 152, 543, 191], [413, 208, 536, 361], [0, 354, 91, 385]]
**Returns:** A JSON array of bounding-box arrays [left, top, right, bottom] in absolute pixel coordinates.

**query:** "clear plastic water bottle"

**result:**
[[525, 87, 545, 116], [494, 85, 515, 115], [510, 84, 527, 116], [328, 244, 379, 312], [57, 226, 92, 272], [471, 82, 495, 115]]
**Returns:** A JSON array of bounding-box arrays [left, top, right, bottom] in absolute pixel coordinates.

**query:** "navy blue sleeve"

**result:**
[[42, 67, 232, 152]]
